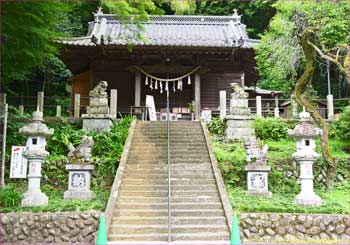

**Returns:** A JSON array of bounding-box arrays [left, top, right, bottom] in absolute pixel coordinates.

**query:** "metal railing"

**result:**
[[166, 89, 172, 242]]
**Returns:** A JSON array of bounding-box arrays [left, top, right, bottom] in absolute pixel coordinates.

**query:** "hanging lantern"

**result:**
[[145, 76, 149, 85], [188, 75, 191, 85]]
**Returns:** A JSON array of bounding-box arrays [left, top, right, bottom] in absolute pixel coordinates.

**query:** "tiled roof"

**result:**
[[58, 9, 258, 49]]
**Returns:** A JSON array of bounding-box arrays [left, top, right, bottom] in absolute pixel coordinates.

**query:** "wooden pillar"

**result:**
[[74, 94, 80, 118], [194, 73, 201, 120], [135, 72, 141, 107], [37, 91, 44, 113], [256, 96, 262, 117], [110, 89, 118, 119], [219, 90, 226, 119]]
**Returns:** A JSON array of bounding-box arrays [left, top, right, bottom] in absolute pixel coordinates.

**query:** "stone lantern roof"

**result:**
[[19, 110, 54, 137], [288, 109, 322, 138]]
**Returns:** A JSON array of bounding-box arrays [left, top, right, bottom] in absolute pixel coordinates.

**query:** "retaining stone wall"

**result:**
[[240, 213, 350, 241], [1, 211, 349, 243], [0, 211, 100, 244]]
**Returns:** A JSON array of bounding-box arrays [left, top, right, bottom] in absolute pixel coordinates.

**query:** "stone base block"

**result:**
[[246, 190, 272, 198], [64, 190, 94, 200], [82, 118, 113, 133], [294, 192, 322, 206], [21, 191, 48, 207], [226, 127, 255, 140]]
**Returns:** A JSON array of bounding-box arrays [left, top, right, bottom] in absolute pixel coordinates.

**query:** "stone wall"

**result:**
[[0, 211, 100, 244], [240, 213, 350, 242]]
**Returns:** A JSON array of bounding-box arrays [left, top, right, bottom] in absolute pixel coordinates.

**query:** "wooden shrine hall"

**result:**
[[59, 8, 259, 119]]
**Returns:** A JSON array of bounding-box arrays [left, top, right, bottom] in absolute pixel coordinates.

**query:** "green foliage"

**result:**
[[254, 117, 290, 140], [229, 184, 350, 214], [213, 139, 246, 187], [0, 184, 22, 208], [330, 106, 350, 142], [207, 117, 225, 136]]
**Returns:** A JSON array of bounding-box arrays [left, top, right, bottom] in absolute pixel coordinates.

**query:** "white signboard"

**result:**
[[10, 146, 27, 178], [146, 95, 157, 121]]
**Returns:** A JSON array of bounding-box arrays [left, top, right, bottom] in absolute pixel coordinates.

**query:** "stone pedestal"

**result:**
[[64, 164, 94, 200], [21, 155, 48, 206], [225, 115, 255, 140], [245, 164, 272, 198], [82, 115, 113, 133]]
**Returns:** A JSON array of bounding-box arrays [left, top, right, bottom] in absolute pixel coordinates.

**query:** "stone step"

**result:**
[[109, 224, 228, 234], [113, 209, 225, 217], [120, 184, 217, 191], [115, 202, 223, 210], [121, 179, 217, 185], [111, 216, 227, 226], [127, 156, 210, 161], [116, 196, 221, 204], [171, 232, 230, 241], [129, 149, 208, 154], [118, 190, 219, 198], [126, 160, 212, 165]]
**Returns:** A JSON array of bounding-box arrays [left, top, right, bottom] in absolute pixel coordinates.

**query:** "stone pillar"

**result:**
[[19, 105, 24, 115], [327, 94, 334, 120], [292, 98, 298, 119], [74, 94, 80, 119], [274, 95, 279, 118], [135, 72, 141, 107], [110, 89, 118, 119], [288, 109, 322, 206], [256, 96, 262, 117], [56, 106, 61, 118], [19, 110, 54, 206], [194, 73, 201, 120], [219, 90, 226, 119], [240, 72, 245, 87], [37, 91, 44, 113]]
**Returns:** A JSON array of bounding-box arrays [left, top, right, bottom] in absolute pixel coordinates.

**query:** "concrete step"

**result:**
[[109, 224, 228, 234], [116, 196, 221, 204], [115, 202, 223, 210], [121, 179, 217, 185], [108, 233, 167, 242], [127, 156, 210, 161], [172, 232, 230, 241], [122, 174, 215, 180], [118, 190, 219, 198], [111, 216, 227, 226], [120, 184, 217, 191], [126, 160, 211, 165], [124, 163, 212, 171], [124, 169, 211, 175], [114, 209, 225, 217]]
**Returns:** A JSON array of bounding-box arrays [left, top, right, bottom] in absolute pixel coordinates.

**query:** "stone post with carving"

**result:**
[[19, 110, 54, 206], [64, 136, 95, 200], [288, 109, 322, 206]]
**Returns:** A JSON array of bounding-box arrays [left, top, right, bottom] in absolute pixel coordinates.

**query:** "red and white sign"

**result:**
[[10, 146, 27, 178]]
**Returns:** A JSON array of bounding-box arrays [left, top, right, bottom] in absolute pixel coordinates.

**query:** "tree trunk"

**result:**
[[293, 29, 338, 192]]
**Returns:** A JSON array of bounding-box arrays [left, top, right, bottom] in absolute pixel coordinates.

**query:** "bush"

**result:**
[[254, 117, 290, 140], [207, 117, 225, 136], [330, 106, 350, 141], [0, 184, 22, 207]]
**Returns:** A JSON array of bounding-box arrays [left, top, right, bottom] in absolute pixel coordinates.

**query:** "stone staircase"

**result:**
[[108, 121, 231, 243]]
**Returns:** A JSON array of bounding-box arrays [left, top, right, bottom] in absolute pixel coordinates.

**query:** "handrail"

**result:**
[[166, 87, 172, 242]]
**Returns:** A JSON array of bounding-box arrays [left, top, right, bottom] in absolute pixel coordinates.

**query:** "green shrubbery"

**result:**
[[207, 117, 225, 136], [254, 117, 291, 140], [2, 109, 133, 212], [330, 106, 350, 141]]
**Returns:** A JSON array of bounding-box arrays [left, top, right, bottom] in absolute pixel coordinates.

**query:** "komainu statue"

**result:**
[[68, 136, 94, 164], [89, 81, 108, 98], [230, 83, 248, 99]]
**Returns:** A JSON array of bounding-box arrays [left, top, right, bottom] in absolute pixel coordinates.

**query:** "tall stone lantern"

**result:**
[[19, 110, 54, 206], [288, 109, 322, 206]]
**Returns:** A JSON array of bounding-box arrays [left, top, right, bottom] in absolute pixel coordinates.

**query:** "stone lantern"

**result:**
[[288, 109, 322, 206], [19, 110, 54, 206]]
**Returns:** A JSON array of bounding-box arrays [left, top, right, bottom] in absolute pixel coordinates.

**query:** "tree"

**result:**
[[256, 0, 350, 191]]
